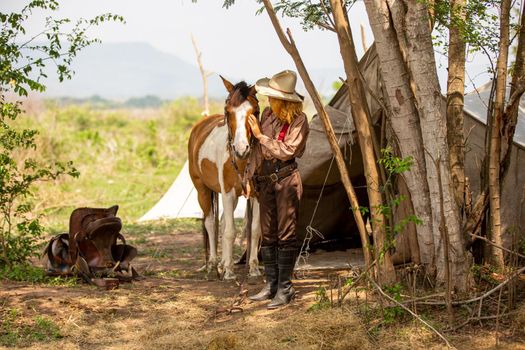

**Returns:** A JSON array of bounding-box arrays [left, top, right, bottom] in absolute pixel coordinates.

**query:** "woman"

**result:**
[[244, 70, 309, 309]]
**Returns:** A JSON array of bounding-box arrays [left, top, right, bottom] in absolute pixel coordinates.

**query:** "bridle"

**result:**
[[224, 93, 259, 194]]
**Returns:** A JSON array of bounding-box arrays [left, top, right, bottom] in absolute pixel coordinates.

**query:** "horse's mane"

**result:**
[[234, 81, 250, 97], [229, 81, 250, 106], [227, 80, 260, 118]]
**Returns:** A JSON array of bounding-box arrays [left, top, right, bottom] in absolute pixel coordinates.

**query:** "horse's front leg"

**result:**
[[221, 189, 237, 280], [248, 199, 262, 277]]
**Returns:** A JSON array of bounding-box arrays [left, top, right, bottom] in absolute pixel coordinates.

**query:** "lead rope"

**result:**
[[224, 108, 250, 194], [295, 114, 352, 277]]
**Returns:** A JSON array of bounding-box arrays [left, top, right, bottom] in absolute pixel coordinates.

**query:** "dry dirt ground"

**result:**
[[1, 223, 525, 350]]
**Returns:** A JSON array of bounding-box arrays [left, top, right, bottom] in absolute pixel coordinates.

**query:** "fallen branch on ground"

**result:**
[[448, 309, 519, 332], [412, 264, 525, 306]]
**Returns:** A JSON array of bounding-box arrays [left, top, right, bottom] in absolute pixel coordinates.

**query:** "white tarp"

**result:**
[[138, 160, 247, 221]]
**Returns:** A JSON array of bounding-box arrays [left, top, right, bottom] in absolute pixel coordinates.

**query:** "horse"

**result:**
[[188, 76, 261, 280]]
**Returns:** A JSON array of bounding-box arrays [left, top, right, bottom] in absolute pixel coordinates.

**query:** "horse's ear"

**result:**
[[220, 75, 234, 93], [249, 85, 257, 96]]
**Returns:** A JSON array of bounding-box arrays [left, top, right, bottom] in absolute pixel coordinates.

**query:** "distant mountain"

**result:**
[[42, 42, 224, 99], [41, 42, 343, 99]]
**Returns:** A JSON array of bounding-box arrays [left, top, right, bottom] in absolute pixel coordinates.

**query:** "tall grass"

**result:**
[[15, 96, 223, 234]]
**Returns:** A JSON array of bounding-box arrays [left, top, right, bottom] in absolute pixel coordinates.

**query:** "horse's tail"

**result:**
[[212, 191, 219, 258], [202, 191, 220, 266], [201, 212, 209, 266], [245, 198, 253, 267]]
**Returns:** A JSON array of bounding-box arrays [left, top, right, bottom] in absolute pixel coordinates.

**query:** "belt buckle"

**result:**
[[270, 173, 279, 182]]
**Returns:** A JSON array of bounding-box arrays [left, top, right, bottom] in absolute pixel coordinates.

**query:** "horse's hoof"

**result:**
[[222, 270, 236, 281]]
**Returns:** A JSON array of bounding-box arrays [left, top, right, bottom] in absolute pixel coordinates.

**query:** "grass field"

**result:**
[[16, 97, 224, 232], [19, 94, 282, 231]]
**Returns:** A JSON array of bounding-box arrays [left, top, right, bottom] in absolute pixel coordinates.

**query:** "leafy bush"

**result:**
[[0, 0, 122, 268]]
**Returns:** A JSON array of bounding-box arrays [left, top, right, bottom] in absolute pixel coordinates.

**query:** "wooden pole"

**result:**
[[261, 0, 371, 268], [329, 0, 395, 284]]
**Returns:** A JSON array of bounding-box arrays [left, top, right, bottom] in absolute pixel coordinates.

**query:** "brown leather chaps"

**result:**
[[258, 168, 303, 248]]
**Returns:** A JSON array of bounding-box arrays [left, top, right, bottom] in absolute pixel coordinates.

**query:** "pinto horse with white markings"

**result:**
[[188, 77, 261, 280]]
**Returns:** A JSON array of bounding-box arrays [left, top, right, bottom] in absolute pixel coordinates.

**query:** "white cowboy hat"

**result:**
[[255, 70, 304, 103]]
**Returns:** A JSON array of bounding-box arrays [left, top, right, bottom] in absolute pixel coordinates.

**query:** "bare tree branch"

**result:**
[[416, 264, 525, 306], [191, 33, 210, 116], [469, 232, 525, 259]]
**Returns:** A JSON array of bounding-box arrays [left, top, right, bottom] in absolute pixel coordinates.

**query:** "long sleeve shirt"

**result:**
[[244, 107, 309, 181]]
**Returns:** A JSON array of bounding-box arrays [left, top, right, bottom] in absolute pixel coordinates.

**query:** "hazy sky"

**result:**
[[3, 0, 492, 92], [3, 1, 359, 80]]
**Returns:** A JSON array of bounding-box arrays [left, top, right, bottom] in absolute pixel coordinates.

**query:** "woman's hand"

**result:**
[[247, 114, 262, 139]]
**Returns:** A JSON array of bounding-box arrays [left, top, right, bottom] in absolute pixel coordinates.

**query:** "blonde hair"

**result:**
[[269, 97, 303, 124]]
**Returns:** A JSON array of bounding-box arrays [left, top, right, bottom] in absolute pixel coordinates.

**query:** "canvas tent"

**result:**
[[140, 45, 525, 263], [139, 161, 247, 221], [295, 45, 525, 262], [463, 82, 525, 248]]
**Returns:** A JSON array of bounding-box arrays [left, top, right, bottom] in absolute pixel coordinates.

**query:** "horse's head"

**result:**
[[220, 75, 259, 159]]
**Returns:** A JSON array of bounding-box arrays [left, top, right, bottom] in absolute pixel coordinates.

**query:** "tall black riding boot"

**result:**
[[268, 247, 297, 309], [249, 246, 278, 301]]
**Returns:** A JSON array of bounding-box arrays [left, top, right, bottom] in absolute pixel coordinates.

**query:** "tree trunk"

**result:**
[[501, 3, 525, 178], [364, 0, 436, 274], [260, 0, 373, 268], [387, 1, 468, 290], [447, 0, 467, 210], [329, 0, 395, 285], [488, 0, 511, 268]]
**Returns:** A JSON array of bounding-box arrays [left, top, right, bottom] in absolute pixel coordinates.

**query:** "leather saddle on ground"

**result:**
[[43, 205, 138, 287]]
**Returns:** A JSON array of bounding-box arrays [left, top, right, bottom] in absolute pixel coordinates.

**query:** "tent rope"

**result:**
[[295, 113, 352, 276], [176, 186, 195, 218]]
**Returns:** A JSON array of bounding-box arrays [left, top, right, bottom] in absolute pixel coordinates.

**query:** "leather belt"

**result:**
[[262, 158, 295, 173], [256, 162, 297, 183]]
